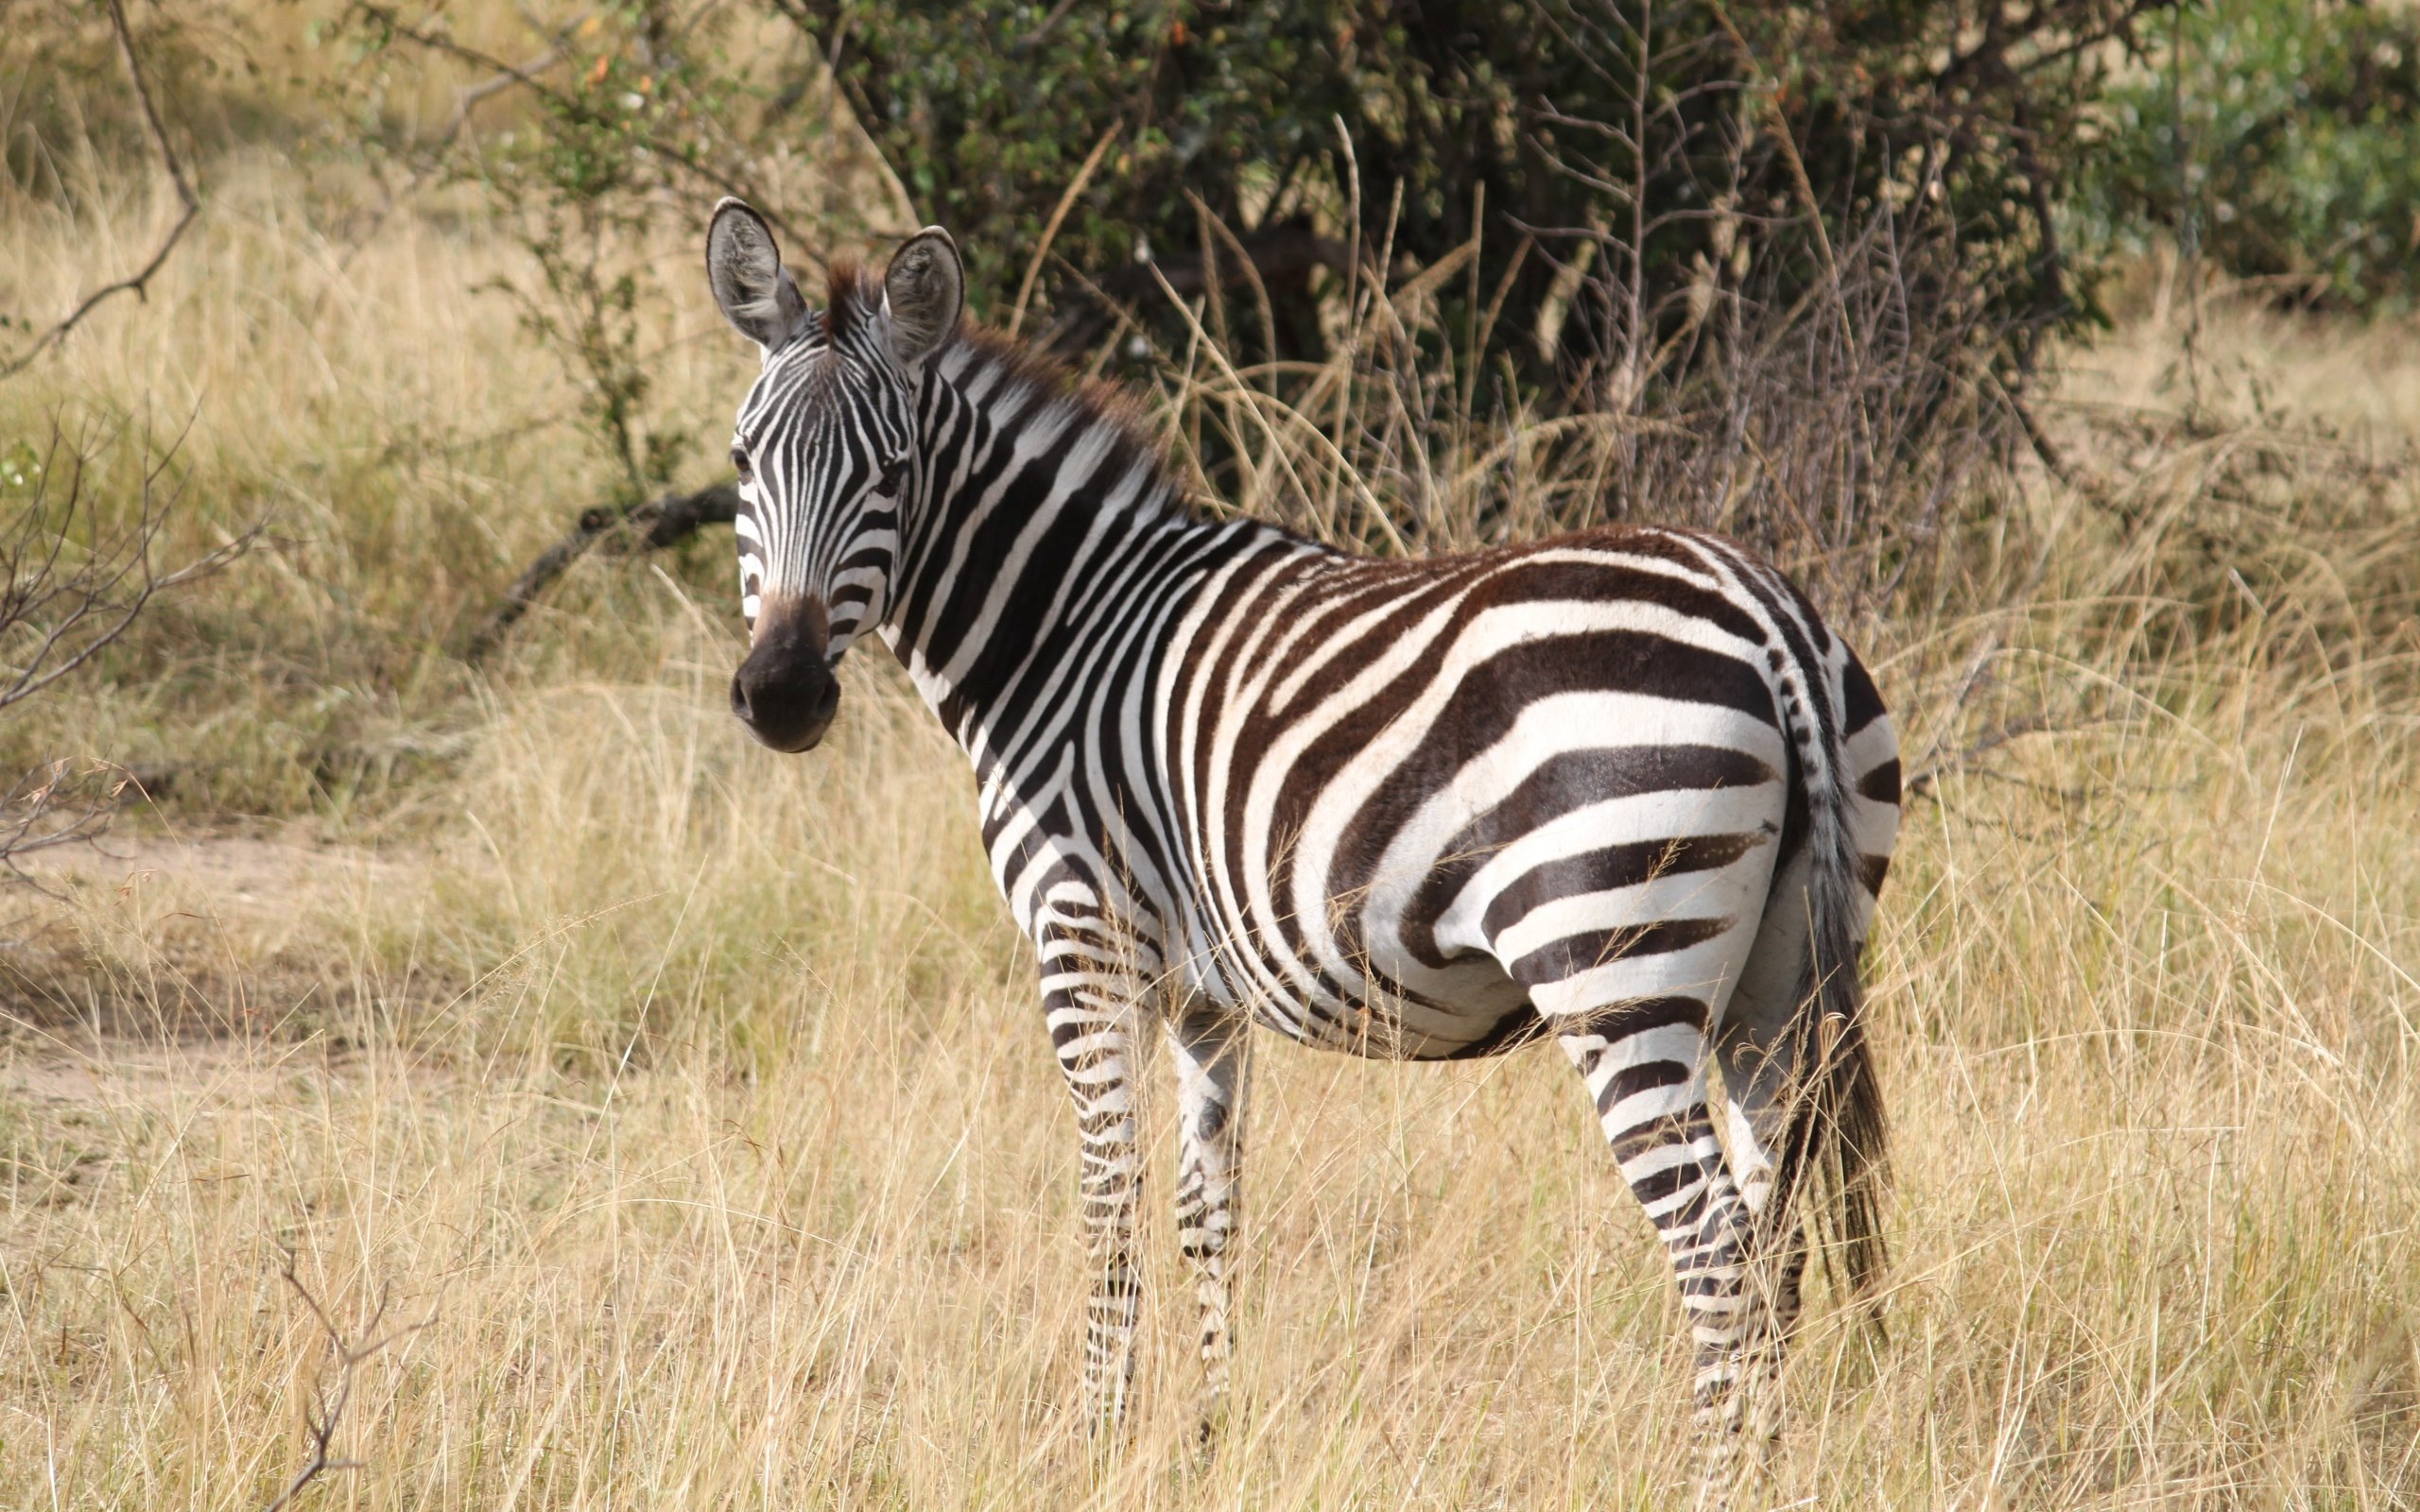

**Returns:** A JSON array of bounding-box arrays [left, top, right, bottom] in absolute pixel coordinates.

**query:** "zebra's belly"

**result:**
[[1178, 935, 1540, 1059], [1171, 854, 1550, 1059]]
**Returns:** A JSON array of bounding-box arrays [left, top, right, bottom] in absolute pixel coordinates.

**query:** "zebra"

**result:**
[[703, 198, 1901, 1492]]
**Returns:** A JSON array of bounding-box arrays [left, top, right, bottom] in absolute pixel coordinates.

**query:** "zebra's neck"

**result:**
[[875, 334, 1305, 777]]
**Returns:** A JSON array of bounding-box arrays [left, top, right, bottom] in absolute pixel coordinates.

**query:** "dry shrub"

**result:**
[[1150, 198, 2013, 628], [2054, 399, 2420, 674]]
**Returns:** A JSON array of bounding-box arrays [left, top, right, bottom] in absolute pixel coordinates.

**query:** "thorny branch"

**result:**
[[0, 0, 200, 381], [261, 1249, 435, 1512], [346, 1, 805, 247]]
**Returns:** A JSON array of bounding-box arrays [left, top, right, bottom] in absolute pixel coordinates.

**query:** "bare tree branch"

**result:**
[[346, 1, 810, 249], [0, 0, 201, 381], [0, 426, 254, 719], [0, 422, 256, 876], [0, 762, 137, 894], [315, 13, 593, 303]]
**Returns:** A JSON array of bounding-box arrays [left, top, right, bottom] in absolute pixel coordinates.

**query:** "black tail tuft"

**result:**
[[1786, 964, 1891, 1313]]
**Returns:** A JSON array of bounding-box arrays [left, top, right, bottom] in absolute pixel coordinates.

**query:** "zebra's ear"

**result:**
[[883, 227, 963, 372], [707, 198, 811, 352]]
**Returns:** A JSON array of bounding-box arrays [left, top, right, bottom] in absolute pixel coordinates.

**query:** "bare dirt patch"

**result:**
[[1, 829, 447, 1044], [13, 829, 416, 915]]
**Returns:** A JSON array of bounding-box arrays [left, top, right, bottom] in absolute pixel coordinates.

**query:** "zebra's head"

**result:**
[[704, 198, 962, 751]]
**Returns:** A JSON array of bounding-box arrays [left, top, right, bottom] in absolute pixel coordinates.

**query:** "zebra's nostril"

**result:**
[[729, 670, 756, 725]]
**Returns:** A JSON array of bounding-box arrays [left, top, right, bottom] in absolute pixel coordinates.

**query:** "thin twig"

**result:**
[[350, 3, 804, 248], [1704, 0, 1857, 366], [1904, 712, 2062, 799], [0, 421, 254, 878], [315, 15, 591, 307], [1008, 0, 1082, 55], [0, 762, 131, 893], [0, 0, 200, 380], [0, 426, 256, 718], [262, 1249, 435, 1512], [1992, 369, 2094, 494]]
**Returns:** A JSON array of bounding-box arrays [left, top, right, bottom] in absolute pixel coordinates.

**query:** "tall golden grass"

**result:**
[[6, 32, 2420, 1508]]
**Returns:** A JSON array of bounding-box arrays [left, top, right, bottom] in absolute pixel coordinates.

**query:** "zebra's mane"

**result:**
[[823, 259, 869, 347], [959, 327, 1188, 509], [825, 261, 1199, 529]]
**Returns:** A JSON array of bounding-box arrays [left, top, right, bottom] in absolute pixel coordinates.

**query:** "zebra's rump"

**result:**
[[1160, 524, 1886, 1055]]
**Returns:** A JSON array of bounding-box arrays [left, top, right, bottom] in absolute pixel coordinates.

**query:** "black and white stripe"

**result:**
[[705, 202, 1901, 1493]]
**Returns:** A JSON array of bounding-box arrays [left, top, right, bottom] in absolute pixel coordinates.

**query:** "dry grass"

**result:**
[[6, 34, 2420, 1510]]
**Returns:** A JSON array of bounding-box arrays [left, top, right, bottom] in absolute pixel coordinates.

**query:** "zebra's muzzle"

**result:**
[[731, 603, 840, 752]]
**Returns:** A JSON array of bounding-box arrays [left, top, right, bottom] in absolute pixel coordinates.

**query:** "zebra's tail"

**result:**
[[1780, 681, 1891, 1316]]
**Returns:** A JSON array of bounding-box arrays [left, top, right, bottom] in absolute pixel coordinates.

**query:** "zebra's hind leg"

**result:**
[[1164, 1003, 1247, 1442], [1552, 994, 1774, 1505], [1709, 849, 1823, 1450]]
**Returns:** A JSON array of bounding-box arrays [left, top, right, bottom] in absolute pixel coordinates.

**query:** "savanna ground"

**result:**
[[6, 12, 2420, 1509]]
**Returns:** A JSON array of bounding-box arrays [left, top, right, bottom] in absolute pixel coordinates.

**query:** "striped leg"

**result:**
[[1554, 996, 1772, 1503], [1038, 925, 1146, 1426], [1713, 1010, 1809, 1459], [1716, 849, 1824, 1436], [1165, 1005, 1247, 1435]]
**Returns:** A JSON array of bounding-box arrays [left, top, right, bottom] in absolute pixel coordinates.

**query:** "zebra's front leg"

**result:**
[[1165, 1004, 1247, 1438], [1038, 939, 1147, 1429]]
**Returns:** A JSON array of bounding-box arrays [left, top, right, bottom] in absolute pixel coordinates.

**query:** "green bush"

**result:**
[[791, 0, 2151, 384], [2087, 0, 2420, 307]]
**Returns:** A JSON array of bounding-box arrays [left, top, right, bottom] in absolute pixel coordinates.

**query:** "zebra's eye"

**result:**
[[876, 455, 908, 493], [730, 443, 752, 483]]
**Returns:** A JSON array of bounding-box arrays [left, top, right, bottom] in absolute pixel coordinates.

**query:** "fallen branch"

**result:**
[[0, 0, 200, 381], [263, 1249, 433, 1512], [463, 482, 739, 662]]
